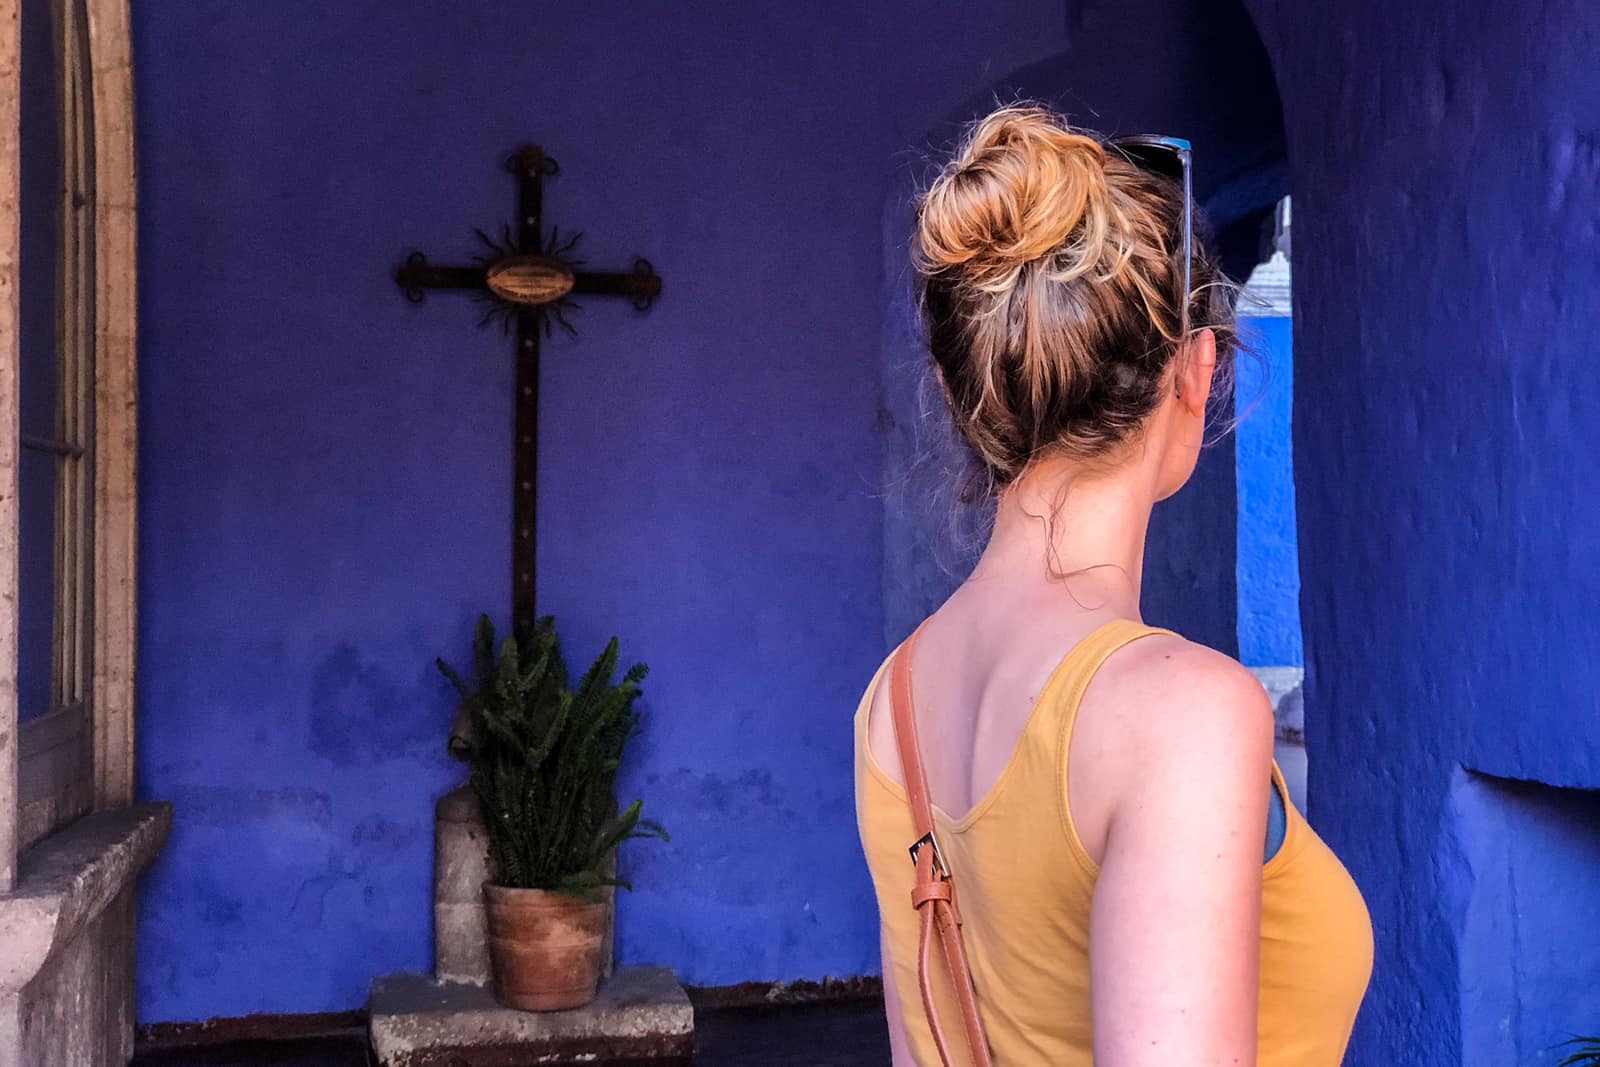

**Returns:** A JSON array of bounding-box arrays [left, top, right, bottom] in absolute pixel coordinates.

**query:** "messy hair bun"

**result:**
[[914, 105, 1236, 486]]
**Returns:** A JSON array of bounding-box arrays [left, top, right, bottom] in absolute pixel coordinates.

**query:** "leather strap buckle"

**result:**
[[908, 831, 951, 878]]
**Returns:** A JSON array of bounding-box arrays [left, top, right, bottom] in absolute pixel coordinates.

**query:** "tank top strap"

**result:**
[[1047, 618, 1177, 877], [1047, 618, 1177, 717]]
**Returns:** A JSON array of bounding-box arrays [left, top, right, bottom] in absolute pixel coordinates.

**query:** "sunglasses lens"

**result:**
[[1110, 136, 1194, 334], [1113, 141, 1186, 181]]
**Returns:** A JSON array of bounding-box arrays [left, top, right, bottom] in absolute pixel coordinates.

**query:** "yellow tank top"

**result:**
[[854, 620, 1373, 1066]]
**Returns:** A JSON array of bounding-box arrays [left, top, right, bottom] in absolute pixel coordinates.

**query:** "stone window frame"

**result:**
[[1, 0, 137, 889], [16, 0, 97, 852]]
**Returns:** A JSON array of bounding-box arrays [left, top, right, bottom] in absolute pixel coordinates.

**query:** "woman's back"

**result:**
[[858, 103, 1372, 1064], [855, 613, 1373, 1065]]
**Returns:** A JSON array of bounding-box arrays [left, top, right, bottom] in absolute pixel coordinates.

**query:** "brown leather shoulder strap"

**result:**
[[889, 623, 994, 1067]]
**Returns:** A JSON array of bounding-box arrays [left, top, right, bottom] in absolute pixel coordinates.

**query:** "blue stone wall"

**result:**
[[1448, 773, 1600, 1065], [131, 0, 1281, 1026], [1245, 0, 1600, 1060], [131, 0, 1074, 1022], [130, 0, 1600, 1053]]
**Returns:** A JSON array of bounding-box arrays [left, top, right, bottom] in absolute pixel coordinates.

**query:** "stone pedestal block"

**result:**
[[433, 786, 493, 984], [368, 966, 693, 1067]]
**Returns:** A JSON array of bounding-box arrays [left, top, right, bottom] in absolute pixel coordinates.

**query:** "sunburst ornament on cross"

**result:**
[[395, 144, 662, 631]]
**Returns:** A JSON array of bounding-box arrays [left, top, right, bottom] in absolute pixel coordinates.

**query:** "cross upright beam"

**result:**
[[396, 144, 661, 633]]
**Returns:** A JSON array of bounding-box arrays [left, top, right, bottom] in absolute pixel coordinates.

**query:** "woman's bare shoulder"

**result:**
[[1091, 631, 1274, 740], [1074, 631, 1275, 825]]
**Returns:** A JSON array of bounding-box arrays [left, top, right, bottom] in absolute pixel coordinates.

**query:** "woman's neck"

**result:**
[[965, 453, 1159, 619]]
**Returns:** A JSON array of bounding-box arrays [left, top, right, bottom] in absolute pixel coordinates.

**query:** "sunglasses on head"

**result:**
[[1108, 135, 1193, 338]]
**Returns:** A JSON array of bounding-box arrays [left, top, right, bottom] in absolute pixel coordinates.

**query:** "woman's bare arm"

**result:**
[[1088, 646, 1275, 1066]]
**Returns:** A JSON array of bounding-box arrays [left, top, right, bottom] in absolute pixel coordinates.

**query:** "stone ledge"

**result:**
[[1249, 666, 1304, 740], [0, 803, 173, 995], [369, 966, 693, 1066]]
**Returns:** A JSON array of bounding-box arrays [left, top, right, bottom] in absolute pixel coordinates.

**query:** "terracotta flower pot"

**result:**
[[483, 884, 608, 1011]]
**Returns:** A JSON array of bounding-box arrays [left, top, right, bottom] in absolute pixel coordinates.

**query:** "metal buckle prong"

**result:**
[[908, 831, 951, 877]]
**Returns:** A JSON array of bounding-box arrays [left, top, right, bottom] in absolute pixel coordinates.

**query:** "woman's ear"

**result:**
[[1177, 329, 1217, 416]]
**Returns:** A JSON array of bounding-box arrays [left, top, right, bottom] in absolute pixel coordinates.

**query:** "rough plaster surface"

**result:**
[[128, 0, 1600, 1053], [130, 0, 1074, 1020], [130, 0, 1294, 1025], [368, 966, 691, 1067], [1447, 774, 1600, 1065], [1243, 0, 1600, 1061]]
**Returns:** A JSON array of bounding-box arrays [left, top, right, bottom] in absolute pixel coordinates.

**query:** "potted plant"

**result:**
[[438, 614, 667, 1011]]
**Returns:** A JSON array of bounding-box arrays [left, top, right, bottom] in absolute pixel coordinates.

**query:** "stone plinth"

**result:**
[[368, 966, 693, 1066], [433, 786, 493, 984], [0, 804, 172, 1067]]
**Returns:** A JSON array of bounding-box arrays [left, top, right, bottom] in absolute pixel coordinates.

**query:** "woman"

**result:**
[[854, 105, 1373, 1066]]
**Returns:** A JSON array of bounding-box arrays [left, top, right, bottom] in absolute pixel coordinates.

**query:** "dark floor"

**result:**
[[131, 1000, 891, 1067]]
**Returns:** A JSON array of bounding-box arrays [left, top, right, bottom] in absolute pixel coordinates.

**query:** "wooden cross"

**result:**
[[396, 144, 661, 633]]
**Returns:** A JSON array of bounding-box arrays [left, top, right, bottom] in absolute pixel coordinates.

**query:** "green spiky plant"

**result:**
[[1559, 1037, 1600, 1066], [437, 614, 667, 899]]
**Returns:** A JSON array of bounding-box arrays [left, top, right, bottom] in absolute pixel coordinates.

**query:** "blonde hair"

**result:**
[[914, 104, 1238, 487]]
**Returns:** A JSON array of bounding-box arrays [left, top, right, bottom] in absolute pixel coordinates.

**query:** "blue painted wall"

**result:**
[[131, 0, 1082, 1022], [1245, 0, 1600, 1061], [132, 0, 1286, 1026], [1235, 315, 1302, 666], [130, 0, 1600, 1052], [1449, 773, 1600, 1065]]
